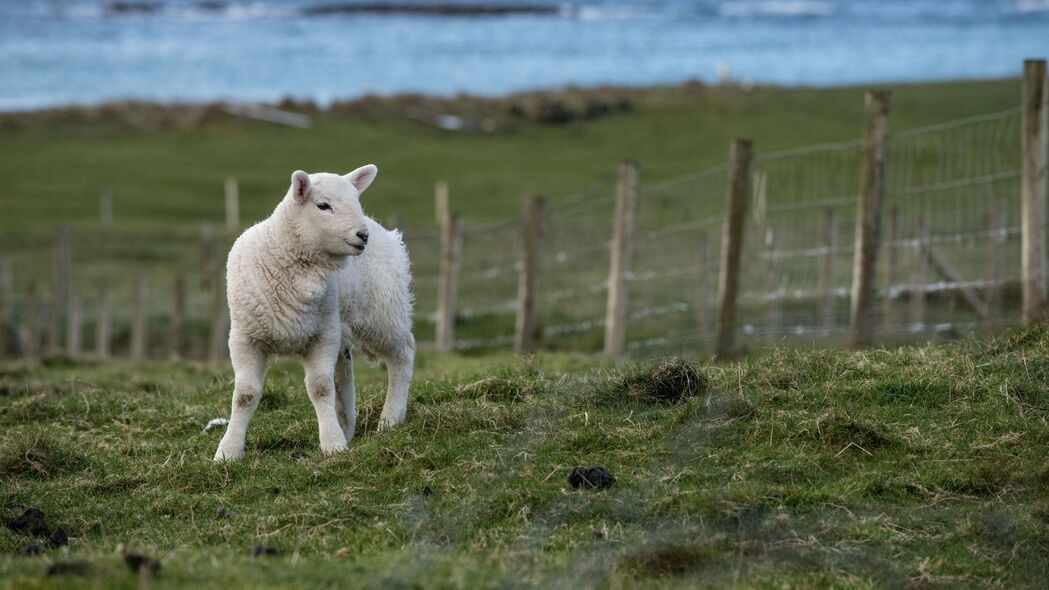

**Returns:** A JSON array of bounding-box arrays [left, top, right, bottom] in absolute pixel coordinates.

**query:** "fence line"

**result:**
[[1, 61, 1045, 362]]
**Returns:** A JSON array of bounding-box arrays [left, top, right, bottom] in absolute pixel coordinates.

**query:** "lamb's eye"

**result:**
[[317, 203, 332, 211]]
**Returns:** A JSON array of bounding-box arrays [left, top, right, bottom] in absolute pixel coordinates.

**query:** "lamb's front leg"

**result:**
[[304, 342, 347, 455], [334, 346, 356, 444], [214, 341, 268, 462]]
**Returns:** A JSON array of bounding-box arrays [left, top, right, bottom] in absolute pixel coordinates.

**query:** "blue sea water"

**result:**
[[1, 0, 1048, 110]]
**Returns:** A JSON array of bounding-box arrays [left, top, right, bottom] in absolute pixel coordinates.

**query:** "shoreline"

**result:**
[[0, 76, 1018, 127]]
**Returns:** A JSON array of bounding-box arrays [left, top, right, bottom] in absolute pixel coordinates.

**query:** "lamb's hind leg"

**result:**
[[378, 334, 415, 430], [334, 346, 356, 444]]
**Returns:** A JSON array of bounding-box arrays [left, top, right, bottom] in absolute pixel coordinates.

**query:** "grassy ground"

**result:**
[[0, 78, 1020, 234], [2, 326, 1049, 588]]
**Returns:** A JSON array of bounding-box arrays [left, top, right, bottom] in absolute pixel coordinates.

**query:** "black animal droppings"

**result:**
[[7, 508, 49, 537], [48, 528, 69, 547], [568, 465, 616, 490], [291, 452, 306, 461], [124, 553, 161, 576], [47, 560, 93, 576], [249, 544, 282, 558], [18, 544, 43, 556], [421, 485, 433, 497], [216, 506, 234, 519]]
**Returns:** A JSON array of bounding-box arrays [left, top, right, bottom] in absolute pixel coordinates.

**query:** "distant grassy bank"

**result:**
[[2, 326, 1049, 587], [0, 78, 1020, 233]]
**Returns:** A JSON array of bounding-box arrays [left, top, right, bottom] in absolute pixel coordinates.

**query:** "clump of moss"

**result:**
[[0, 432, 87, 478], [592, 358, 708, 406]]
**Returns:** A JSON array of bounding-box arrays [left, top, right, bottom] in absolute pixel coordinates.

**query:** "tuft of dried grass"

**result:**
[[591, 358, 708, 406]]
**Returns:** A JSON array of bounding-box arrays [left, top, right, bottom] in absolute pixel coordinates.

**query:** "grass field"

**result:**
[[0, 78, 1021, 233], [3, 325, 1049, 588]]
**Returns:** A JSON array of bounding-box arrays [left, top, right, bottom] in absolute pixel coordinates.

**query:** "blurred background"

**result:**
[[1, 0, 1048, 361]]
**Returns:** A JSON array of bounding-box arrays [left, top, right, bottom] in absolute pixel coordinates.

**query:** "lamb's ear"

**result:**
[[345, 164, 378, 194], [290, 170, 311, 204]]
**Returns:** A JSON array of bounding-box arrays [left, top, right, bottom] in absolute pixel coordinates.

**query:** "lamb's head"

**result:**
[[284, 165, 377, 257]]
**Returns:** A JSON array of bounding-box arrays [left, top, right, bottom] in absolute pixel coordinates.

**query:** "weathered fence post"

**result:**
[[764, 228, 782, 339], [435, 213, 463, 352], [225, 176, 240, 231], [696, 231, 710, 333], [987, 196, 1007, 329], [1021, 59, 1048, 323], [514, 194, 545, 354], [25, 283, 40, 361], [208, 266, 228, 365], [604, 160, 639, 356], [200, 223, 215, 288], [171, 273, 186, 360], [67, 290, 81, 359], [819, 208, 837, 335], [848, 90, 891, 347], [99, 185, 114, 228], [911, 212, 929, 329], [42, 293, 57, 356], [51, 225, 71, 355], [715, 139, 753, 357], [131, 276, 147, 360], [0, 258, 10, 357], [882, 207, 900, 335], [96, 288, 112, 359]]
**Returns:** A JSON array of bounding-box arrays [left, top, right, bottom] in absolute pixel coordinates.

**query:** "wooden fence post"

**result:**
[[67, 290, 82, 359], [911, 212, 929, 328], [51, 225, 71, 355], [171, 273, 186, 360], [514, 194, 545, 354], [604, 160, 639, 356], [987, 196, 1007, 329], [96, 288, 112, 359], [25, 283, 40, 361], [225, 176, 240, 231], [436, 213, 463, 352], [99, 185, 113, 228], [882, 207, 900, 335], [208, 266, 228, 365], [131, 276, 147, 360], [696, 231, 710, 333], [0, 258, 10, 357], [849, 90, 891, 347], [42, 293, 57, 357], [715, 139, 753, 357], [1022, 59, 1048, 323], [819, 208, 837, 335], [200, 223, 215, 288], [764, 228, 782, 339]]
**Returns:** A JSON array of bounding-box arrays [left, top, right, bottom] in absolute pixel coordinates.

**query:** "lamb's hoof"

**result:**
[[320, 442, 348, 456], [213, 449, 243, 463], [377, 415, 405, 431]]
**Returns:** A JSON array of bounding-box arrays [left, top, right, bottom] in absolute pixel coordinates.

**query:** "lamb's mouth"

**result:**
[[346, 241, 366, 254]]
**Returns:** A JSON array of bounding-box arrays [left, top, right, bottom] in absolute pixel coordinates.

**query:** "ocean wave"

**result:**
[[719, 0, 834, 18]]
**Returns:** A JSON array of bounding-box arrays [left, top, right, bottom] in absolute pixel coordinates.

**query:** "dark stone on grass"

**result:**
[[18, 543, 43, 556], [7, 508, 49, 537], [569, 465, 616, 490], [47, 560, 94, 576], [48, 528, 68, 547], [216, 506, 234, 519], [291, 451, 306, 460], [124, 553, 161, 575], [249, 544, 282, 557]]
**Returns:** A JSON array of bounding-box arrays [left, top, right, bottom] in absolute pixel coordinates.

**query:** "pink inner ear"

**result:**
[[296, 177, 308, 199]]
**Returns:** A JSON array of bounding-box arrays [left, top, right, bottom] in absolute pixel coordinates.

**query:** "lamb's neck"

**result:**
[[263, 205, 343, 281]]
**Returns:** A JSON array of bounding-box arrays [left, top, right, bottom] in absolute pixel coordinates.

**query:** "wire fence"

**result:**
[[0, 101, 1039, 362]]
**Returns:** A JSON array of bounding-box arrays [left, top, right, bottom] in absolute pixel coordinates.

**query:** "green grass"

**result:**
[[3, 326, 1049, 588], [0, 78, 1020, 234]]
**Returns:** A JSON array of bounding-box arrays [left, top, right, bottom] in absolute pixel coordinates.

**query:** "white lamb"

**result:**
[[213, 165, 414, 462]]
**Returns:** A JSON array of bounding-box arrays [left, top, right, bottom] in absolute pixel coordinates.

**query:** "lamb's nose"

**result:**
[[356, 230, 369, 244]]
